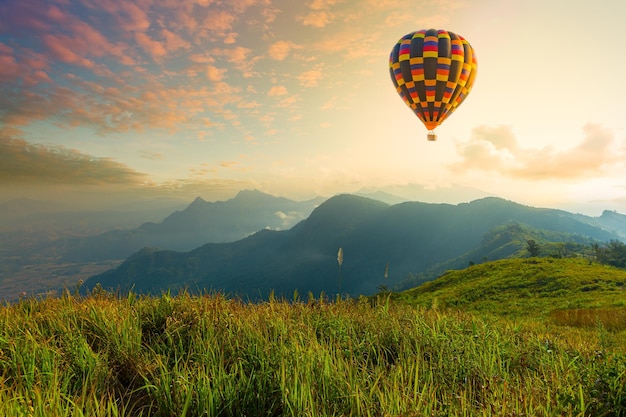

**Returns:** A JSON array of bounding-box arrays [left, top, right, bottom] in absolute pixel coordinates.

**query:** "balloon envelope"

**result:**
[[389, 29, 477, 140]]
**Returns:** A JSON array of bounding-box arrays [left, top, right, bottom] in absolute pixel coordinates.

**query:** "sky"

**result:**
[[2, 0, 626, 215]]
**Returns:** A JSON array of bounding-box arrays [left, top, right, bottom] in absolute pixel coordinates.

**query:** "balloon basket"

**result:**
[[427, 131, 437, 141]]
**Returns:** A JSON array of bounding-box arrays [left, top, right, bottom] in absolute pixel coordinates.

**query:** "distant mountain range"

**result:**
[[0, 190, 324, 301], [17, 190, 325, 262], [84, 194, 626, 299]]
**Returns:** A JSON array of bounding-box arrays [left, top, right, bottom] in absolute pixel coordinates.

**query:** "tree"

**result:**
[[526, 239, 540, 257], [595, 240, 626, 268]]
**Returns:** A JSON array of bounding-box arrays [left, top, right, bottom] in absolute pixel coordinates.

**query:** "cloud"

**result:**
[[0, 44, 22, 82], [274, 210, 306, 228], [309, 0, 340, 9], [161, 29, 191, 52], [83, 0, 151, 32], [312, 29, 382, 60], [200, 10, 237, 38], [211, 46, 258, 75], [135, 32, 168, 62], [299, 11, 333, 28], [268, 40, 301, 61], [206, 65, 226, 81], [298, 0, 341, 28], [298, 69, 323, 87], [451, 124, 624, 180], [0, 135, 149, 185], [42, 34, 96, 69], [268, 85, 288, 96]]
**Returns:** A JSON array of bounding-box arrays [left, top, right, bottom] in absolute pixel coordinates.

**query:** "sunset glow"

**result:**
[[2, 0, 626, 214]]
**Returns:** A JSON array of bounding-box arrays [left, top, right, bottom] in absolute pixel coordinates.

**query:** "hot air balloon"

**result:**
[[389, 29, 477, 141]]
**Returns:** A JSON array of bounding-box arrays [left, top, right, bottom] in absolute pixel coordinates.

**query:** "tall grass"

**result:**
[[0, 290, 624, 416]]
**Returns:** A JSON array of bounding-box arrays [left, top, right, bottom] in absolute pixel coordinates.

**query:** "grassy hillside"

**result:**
[[395, 257, 626, 322], [395, 223, 598, 290], [0, 280, 625, 416]]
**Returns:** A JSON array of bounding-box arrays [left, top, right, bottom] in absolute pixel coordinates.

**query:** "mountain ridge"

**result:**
[[84, 194, 626, 299]]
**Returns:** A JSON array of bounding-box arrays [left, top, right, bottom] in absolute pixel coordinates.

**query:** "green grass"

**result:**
[[0, 282, 625, 416], [395, 257, 626, 319]]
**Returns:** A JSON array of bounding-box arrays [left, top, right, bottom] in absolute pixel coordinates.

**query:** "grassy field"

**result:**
[[0, 259, 625, 416]]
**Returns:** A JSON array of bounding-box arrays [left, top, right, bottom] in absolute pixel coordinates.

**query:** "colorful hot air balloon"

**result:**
[[389, 29, 477, 141]]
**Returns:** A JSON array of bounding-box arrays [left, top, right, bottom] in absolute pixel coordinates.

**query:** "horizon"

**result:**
[[2, 0, 626, 217], [2, 186, 625, 219]]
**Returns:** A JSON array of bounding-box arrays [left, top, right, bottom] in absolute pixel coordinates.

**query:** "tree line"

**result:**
[[526, 239, 626, 269]]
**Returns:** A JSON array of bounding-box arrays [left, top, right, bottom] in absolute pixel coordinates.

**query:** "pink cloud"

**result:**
[[202, 10, 236, 35], [0, 0, 54, 33], [41, 34, 95, 68], [69, 20, 136, 65], [0, 45, 21, 82], [21, 50, 49, 71], [135, 32, 168, 62], [3, 1, 137, 68], [81, 0, 150, 32], [162, 29, 191, 51]]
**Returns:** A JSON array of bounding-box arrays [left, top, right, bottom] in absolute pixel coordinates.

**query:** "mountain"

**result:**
[[54, 190, 325, 261], [0, 190, 324, 301], [84, 195, 626, 299], [594, 210, 626, 239]]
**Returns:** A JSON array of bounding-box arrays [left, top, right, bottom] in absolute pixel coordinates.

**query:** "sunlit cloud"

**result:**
[[299, 11, 333, 28], [309, 0, 341, 9], [0, 135, 149, 185], [451, 124, 625, 180], [211, 46, 258, 76], [135, 32, 168, 62], [298, 68, 324, 87], [268, 85, 288, 96], [298, 0, 341, 28], [206, 65, 226, 81], [268, 40, 302, 61], [276, 95, 300, 108]]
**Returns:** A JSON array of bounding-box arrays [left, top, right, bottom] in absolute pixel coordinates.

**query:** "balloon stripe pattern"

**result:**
[[390, 29, 477, 133]]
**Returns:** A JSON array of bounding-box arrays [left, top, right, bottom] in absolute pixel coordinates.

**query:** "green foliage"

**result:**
[[0, 288, 625, 416], [526, 239, 540, 257], [594, 239, 626, 268]]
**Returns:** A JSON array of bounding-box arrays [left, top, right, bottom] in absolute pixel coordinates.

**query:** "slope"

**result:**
[[395, 257, 626, 317]]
